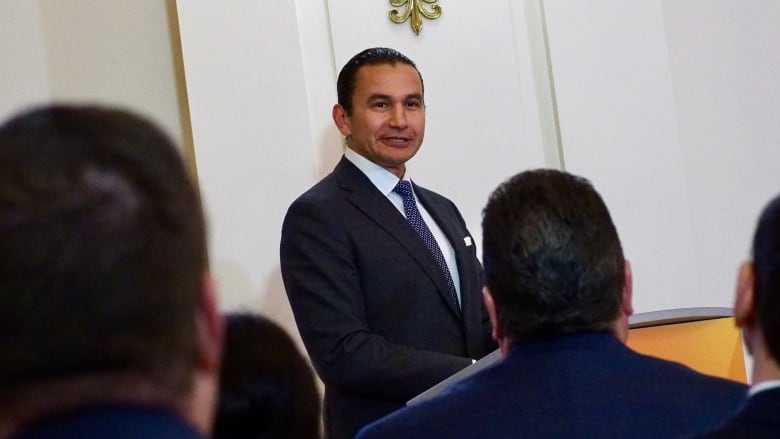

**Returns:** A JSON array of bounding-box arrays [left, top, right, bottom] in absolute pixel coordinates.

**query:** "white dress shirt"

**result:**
[[748, 379, 780, 397], [344, 148, 462, 305]]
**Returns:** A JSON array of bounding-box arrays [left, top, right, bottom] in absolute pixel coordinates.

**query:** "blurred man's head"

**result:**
[[0, 105, 221, 435], [481, 169, 633, 352], [733, 194, 780, 382]]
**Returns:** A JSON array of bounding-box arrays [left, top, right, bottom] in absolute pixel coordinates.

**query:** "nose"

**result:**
[[388, 105, 407, 128]]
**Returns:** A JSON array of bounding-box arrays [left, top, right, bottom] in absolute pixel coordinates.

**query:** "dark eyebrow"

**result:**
[[366, 94, 391, 103], [365, 93, 424, 103]]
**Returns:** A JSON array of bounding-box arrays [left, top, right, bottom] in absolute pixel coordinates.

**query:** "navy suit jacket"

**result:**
[[357, 332, 747, 439], [693, 387, 780, 438], [280, 157, 495, 439], [10, 406, 206, 439]]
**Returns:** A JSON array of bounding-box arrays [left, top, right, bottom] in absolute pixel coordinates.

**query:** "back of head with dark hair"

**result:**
[[214, 313, 321, 439], [481, 169, 625, 342], [336, 47, 423, 115], [752, 195, 780, 363], [0, 105, 207, 416]]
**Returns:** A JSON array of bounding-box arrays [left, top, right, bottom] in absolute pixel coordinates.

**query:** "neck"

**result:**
[[750, 348, 780, 385], [498, 336, 513, 357], [611, 316, 629, 343], [184, 370, 217, 435], [743, 327, 780, 385]]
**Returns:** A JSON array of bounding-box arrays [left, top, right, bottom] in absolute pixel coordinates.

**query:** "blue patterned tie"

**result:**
[[393, 180, 460, 310]]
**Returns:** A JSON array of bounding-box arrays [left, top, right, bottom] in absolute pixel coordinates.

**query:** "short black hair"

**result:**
[[0, 105, 207, 409], [336, 47, 423, 115], [214, 313, 320, 439], [752, 194, 780, 362], [482, 169, 625, 342]]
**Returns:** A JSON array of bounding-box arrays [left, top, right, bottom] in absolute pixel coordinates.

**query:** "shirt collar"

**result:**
[[749, 379, 780, 397], [344, 148, 412, 196]]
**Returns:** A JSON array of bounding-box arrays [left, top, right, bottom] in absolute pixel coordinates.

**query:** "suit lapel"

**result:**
[[334, 158, 462, 318]]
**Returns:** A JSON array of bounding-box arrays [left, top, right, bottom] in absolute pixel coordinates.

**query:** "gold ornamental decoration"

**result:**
[[389, 0, 442, 35]]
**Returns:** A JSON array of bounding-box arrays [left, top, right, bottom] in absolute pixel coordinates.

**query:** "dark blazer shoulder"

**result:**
[[694, 388, 780, 438], [413, 183, 458, 211], [283, 158, 374, 220], [11, 407, 206, 439]]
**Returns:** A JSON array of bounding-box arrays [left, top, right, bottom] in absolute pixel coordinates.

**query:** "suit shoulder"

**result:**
[[413, 184, 452, 203], [413, 184, 463, 215], [356, 378, 491, 439], [290, 173, 340, 204], [631, 351, 747, 398]]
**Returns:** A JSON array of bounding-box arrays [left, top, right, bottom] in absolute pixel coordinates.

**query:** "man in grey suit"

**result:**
[[695, 194, 780, 438], [280, 47, 494, 439]]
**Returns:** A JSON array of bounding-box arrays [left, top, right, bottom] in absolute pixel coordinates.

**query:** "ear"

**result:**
[[332, 104, 353, 137], [621, 259, 634, 317], [733, 261, 756, 328], [196, 272, 223, 373], [186, 273, 224, 434], [483, 287, 505, 350]]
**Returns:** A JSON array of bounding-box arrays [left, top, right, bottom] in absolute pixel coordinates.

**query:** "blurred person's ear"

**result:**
[[197, 272, 223, 372], [483, 287, 508, 355], [614, 260, 634, 342], [189, 272, 224, 433], [733, 261, 756, 330], [622, 260, 634, 318]]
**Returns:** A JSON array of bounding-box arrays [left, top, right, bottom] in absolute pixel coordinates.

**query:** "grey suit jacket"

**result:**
[[280, 157, 494, 439]]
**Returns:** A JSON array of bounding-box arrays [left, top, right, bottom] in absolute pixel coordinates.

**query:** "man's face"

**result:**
[[333, 63, 425, 178]]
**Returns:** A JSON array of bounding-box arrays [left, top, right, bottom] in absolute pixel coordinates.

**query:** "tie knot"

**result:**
[[393, 180, 414, 200]]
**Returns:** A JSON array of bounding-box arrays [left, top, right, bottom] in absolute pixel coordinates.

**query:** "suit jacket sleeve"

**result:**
[[280, 196, 472, 401]]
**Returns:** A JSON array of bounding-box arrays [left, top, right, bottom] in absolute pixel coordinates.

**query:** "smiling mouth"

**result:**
[[382, 136, 411, 145]]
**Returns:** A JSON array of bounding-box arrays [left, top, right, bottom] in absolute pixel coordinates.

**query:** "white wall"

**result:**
[[5, 0, 779, 341], [662, 0, 780, 306], [0, 2, 50, 121], [177, 0, 780, 325], [544, 0, 700, 312], [176, 1, 553, 339], [543, 0, 780, 313], [176, 2, 317, 340]]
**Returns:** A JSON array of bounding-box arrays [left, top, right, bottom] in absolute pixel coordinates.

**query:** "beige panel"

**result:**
[[38, 0, 183, 148], [0, 2, 51, 121]]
